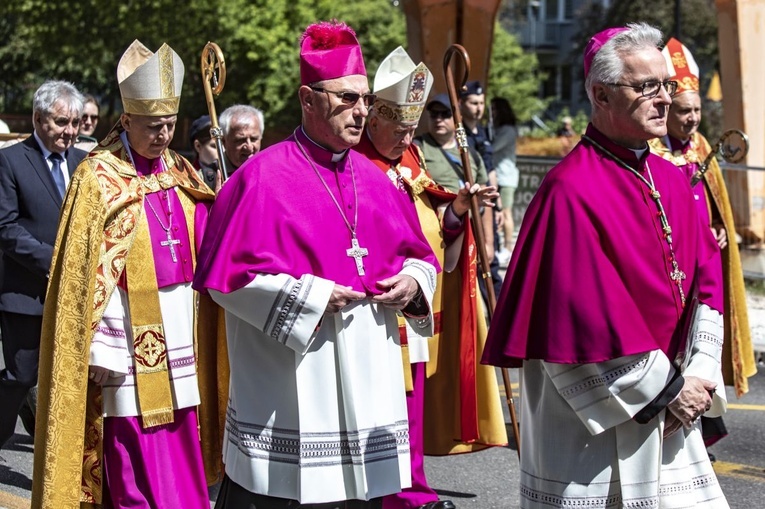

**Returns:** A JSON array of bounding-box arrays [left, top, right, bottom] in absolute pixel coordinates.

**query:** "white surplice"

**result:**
[[518, 303, 729, 509], [210, 259, 436, 504], [89, 283, 200, 416]]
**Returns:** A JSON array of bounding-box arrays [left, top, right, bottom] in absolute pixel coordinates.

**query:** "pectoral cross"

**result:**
[[670, 260, 687, 307], [346, 235, 369, 276], [160, 230, 181, 263]]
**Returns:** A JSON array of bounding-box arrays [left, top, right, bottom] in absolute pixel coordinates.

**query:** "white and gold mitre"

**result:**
[[118, 40, 184, 116], [373, 46, 433, 125]]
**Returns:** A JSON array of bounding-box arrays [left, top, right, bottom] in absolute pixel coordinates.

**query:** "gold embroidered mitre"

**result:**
[[373, 46, 434, 126], [662, 37, 699, 96], [118, 40, 184, 116]]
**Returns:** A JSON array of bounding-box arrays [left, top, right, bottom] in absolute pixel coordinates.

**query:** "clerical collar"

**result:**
[[584, 124, 649, 167], [582, 128, 688, 307], [120, 130, 165, 176], [665, 134, 691, 153], [630, 147, 648, 159], [299, 126, 348, 163]]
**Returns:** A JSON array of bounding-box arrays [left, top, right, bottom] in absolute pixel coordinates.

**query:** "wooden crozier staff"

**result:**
[[201, 41, 230, 180], [443, 44, 521, 458]]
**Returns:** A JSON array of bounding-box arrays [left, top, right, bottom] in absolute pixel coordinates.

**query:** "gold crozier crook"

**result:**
[[201, 42, 229, 180], [690, 129, 749, 186]]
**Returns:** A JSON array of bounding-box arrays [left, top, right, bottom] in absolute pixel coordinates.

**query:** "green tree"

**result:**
[[571, 0, 720, 136], [1, 0, 541, 139], [218, 0, 407, 137], [488, 23, 545, 123], [1, 0, 221, 118], [571, 0, 719, 97]]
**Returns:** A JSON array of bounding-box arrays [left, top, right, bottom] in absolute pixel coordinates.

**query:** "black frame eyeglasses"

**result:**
[[607, 80, 678, 98], [310, 86, 376, 107]]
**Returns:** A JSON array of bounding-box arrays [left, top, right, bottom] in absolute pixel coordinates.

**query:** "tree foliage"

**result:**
[[489, 24, 545, 123], [571, 0, 719, 94], [1, 0, 221, 117], [570, 0, 720, 135], [218, 0, 407, 136], [0, 0, 543, 139]]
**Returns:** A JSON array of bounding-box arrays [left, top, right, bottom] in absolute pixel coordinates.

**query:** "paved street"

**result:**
[[2, 359, 765, 507]]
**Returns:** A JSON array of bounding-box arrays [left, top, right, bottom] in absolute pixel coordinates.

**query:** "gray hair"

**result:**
[[585, 22, 664, 104], [33, 80, 84, 117], [219, 104, 265, 136]]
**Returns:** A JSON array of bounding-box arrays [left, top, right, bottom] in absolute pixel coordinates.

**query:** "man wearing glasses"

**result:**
[[356, 46, 506, 509], [483, 23, 729, 508], [194, 21, 438, 508], [0, 80, 85, 453]]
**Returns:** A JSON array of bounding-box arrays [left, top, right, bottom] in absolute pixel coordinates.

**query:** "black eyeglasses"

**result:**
[[310, 86, 376, 107], [607, 80, 678, 98], [428, 110, 451, 120], [81, 114, 99, 121]]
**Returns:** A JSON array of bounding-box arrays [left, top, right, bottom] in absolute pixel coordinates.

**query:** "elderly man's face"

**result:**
[[34, 100, 80, 153], [666, 92, 701, 143], [121, 113, 177, 159], [368, 114, 417, 160], [302, 74, 370, 152], [605, 47, 672, 145], [223, 115, 262, 169]]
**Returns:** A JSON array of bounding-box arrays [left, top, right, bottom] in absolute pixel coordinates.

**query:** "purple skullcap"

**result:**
[[583, 27, 629, 77]]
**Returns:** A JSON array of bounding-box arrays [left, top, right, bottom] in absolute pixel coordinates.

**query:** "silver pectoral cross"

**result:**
[[346, 235, 369, 276], [160, 230, 181, 263]]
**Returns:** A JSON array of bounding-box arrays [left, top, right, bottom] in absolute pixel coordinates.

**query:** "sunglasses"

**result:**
[[81, 114, 99, 121], [428, 110, 452, 120], [310, 86, 376, 107]]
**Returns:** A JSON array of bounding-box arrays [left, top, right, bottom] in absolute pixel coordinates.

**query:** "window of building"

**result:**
[[564, 0, 575, 19], [545, 0, 559, 20], [561, 65, 572, 101], [542, 66, 557, 98]]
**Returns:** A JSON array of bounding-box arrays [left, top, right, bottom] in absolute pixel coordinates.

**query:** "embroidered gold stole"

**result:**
[[32, 125, 217, 509]]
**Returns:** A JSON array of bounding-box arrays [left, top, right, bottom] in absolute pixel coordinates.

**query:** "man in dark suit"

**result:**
[[0, 80, 86, 450]]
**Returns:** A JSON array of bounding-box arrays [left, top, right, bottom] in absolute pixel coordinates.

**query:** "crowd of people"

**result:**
[[0, 17, 754, 509]]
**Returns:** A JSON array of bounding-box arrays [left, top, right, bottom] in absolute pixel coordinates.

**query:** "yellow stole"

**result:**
[[32, 125, 216, 509], [391, 146, 446, 390]]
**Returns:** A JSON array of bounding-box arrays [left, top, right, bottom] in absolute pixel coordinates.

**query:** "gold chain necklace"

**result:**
[[583, 135, 686, 307]]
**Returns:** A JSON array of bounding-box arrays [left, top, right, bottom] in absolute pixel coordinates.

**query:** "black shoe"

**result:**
[[708, 452, 716, 463], [18, 386, 37, 438], [417, 501, 456, 509]]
